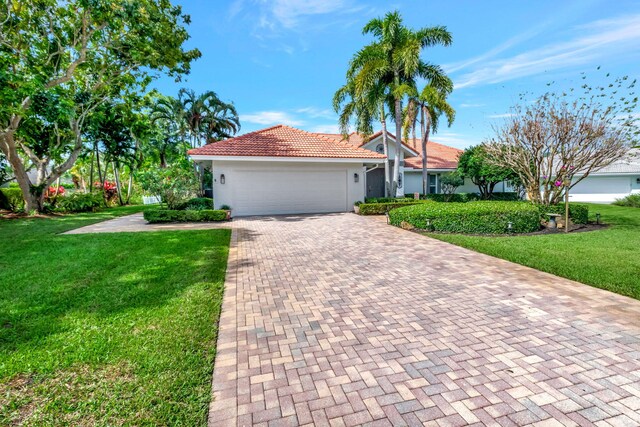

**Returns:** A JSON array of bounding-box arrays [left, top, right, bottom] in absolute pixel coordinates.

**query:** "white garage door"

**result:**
[[232, 168, 348, 216]]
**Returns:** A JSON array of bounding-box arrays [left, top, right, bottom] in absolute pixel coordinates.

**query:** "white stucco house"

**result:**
[[188, 125, 463, 216], [569, 149, 640, 203], [188, 124, 639, 215]]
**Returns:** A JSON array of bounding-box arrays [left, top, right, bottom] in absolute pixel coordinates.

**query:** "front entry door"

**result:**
[[366, 168, 385, 199]]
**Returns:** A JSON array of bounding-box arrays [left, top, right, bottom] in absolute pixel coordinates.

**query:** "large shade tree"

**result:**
[[0, 0, 200, 212], [344, 11, 452, 196]]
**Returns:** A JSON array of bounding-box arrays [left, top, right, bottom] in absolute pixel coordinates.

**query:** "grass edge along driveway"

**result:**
[[0, 206, 231, 426], [426, 203, 640, 300]]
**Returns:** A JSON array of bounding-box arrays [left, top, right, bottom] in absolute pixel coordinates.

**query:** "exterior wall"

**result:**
[[568, 175, 636, 203], [211, 160, 365, 215]]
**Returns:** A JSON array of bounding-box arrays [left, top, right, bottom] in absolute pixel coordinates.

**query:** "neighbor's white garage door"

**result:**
[[232, 168, 348, 216]]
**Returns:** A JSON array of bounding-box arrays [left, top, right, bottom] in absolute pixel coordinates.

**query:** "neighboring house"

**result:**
[[569, 148, 640, 203]]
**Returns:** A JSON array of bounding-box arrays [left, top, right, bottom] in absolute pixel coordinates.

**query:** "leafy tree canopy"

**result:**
[[457, 145, 517, 199]]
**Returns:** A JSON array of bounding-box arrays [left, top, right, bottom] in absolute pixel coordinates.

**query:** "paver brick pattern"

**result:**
[[209, 213, 640, 427]]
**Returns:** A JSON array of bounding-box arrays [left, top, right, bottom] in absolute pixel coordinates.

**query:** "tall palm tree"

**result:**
[[348, 11, 452, 196], [150, 94, 189, 151], [334, 78, 393, 197], [178, 89, 240, 147], [404, 84, 455, 195]]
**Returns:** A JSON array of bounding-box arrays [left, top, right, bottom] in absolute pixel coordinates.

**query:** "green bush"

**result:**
[[365, 197, 415, 203], [55, 193, 104, 213], [613, 193, 640, 208], [143, 209, 228, 223], [539, 204, 589, 224], [389, 201, 540, 234], [0, 187, 24, 211], [174, 197, 213, 211], [358, 200, 433, 215], [488, 192, 521, 201], [423, 193, 480, 203]]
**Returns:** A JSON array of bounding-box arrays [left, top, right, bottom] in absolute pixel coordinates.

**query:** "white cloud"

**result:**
[[231, 0, 365, 33], [295, 107, 335, 119], [241, 111, 304, 126], [431, 132, 479, 150], [487, 113, 514, 119], [306, 124, 341, 133], [454, 14, 640, 89], [459, 103, 486, 108]]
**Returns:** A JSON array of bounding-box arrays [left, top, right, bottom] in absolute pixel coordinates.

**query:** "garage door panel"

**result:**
[[233, 168, 348, 216]]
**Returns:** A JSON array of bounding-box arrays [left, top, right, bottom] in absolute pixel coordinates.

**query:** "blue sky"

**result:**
[[153, 0, 640, 149]]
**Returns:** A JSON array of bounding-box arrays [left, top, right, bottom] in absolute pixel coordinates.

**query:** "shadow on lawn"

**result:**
[[0, 229, 231, 351]]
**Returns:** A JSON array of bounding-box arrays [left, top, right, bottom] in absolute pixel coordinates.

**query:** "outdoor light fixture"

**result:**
[[637, 177, 640, 184], [220, 174, 225, 184], [596, 213, 601, 225], [507, 221, 513, 232], [354, 173, 359, 183]]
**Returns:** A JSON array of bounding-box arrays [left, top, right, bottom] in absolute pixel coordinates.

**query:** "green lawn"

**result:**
[[427, 204, 640, 300], [0, 206, 231, 426]]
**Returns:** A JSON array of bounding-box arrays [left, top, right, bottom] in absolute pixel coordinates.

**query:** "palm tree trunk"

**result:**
[[392, 97, 403, 197], [421, 106, 432, 195], [380, 105, 391, 197]]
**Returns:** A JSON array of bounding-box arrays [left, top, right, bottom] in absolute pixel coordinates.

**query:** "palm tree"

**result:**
[[404, 84, 455, 195], [150, 94, 189, 152], [178, 89, 240, 147], [348, 11, 452, 196], [334, 78, 393, 196]]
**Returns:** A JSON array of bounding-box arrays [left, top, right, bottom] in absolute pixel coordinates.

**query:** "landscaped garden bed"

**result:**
[[144, 208, 229, 223]]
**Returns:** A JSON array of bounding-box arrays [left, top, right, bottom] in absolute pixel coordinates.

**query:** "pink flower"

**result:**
[[554, 180, 562, 187]]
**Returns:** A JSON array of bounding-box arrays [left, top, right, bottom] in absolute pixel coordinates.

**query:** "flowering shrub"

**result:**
[[94, 181, 118, 203], [45, 185, 65, 198]]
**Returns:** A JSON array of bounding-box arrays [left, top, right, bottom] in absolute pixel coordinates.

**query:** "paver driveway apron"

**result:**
[[210, 213, 640, 427]]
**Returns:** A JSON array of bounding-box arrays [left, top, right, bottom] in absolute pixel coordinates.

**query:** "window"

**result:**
[[375, 143, 384, 154], [428, 174, 439, 194]]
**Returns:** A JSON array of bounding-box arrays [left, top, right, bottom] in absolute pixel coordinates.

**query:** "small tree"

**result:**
[[440, 172, 464, 201], [137, 162, 198, 210], [457, 145, 516, 199], [484, 75, 638, 206]]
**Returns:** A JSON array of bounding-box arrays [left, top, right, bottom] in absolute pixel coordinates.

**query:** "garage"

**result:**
[[188, 125, 385, 216]]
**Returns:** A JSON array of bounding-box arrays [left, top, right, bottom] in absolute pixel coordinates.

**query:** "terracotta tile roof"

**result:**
[[404, 139, 462, 169], [188, 125, 386, 160]]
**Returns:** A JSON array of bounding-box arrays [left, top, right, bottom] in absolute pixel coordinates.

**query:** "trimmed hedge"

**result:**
[[174, 197, 213, 211], [358, 200, 433, 215], [144, 209, 228, 223], [539, 204, 589, 224], [0, 188, 24, 211], [402, 192, 520, 202], [389, 201, 540, 234]]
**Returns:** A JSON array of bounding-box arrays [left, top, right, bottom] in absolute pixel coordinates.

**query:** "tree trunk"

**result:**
[[392, 97, 403, 197], [126, 169, 133, 204], [421, 107, 432, 196], [95, 145, 103, 185], [380, 105, 391, 197], [113, 163, 124, 206], [89, 148, 95, 192]]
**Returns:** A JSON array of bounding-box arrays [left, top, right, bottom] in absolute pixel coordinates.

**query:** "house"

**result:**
[[569, 148, 640, 203], [188, 124, 463, 216]]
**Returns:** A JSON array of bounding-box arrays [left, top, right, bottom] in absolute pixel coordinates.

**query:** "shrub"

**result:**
[[174, 197, 213, 211], [137, 164, 199, 210], [422, 193, 479, 203], [358, 200, 433, 215], [55, 193, 104, 213], [143, 209, 228, 223], [488, 192, 521, 201], [389, 201, 540, 234], [613, 193, 640, 208], [539, 204, 589, 224], [365, 197, 415, 203], [0, 187, 24, 211]]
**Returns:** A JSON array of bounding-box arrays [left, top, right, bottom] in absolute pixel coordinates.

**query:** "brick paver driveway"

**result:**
[[210, 213, 640, 427]]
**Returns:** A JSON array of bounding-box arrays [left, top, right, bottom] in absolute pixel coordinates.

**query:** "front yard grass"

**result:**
[[427, 204, 640, 300], [0, 206, 231, 425]]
